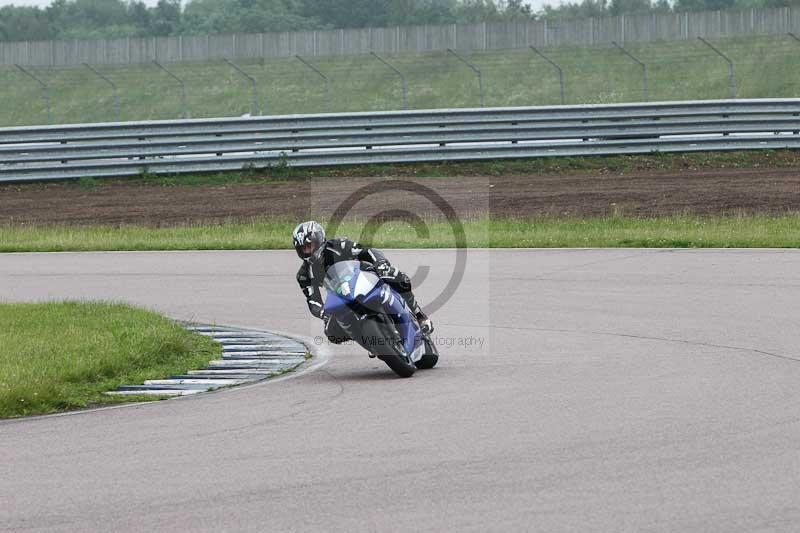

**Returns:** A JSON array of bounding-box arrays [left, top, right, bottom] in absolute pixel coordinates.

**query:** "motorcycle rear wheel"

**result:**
[[415, 335, 439, 369]]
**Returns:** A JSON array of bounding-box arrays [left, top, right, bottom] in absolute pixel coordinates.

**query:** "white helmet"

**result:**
[[292, 221, 326, 260]]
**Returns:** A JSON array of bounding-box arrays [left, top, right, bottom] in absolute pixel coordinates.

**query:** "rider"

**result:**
[[293, 220, 433, 344]]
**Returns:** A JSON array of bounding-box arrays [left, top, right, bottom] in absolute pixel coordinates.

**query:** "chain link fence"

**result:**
[[3, 34, 800, 127]]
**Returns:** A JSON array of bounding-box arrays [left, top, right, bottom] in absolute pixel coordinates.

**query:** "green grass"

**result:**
[[1, 215, 799, 252], [486, 215, 800, 248], [3, 33, 800, 126], [0, 301, 221, 418]]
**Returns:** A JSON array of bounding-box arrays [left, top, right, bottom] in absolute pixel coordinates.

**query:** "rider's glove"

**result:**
[[374, 261, 399, 280]]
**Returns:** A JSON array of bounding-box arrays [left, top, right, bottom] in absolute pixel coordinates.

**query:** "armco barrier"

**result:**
[[1, 99, 799, 183]]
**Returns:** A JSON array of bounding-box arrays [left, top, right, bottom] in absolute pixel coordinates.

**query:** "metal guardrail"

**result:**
[[1, 99, 800, 183]]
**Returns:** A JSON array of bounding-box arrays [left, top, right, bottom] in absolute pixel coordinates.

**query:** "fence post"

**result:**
[[370, 51, 408, 110], [698, 36, 737, 98], [152, 60, 189, 119], [611, 41, 648, 101], [544, 19, 549, 47], [446, 48, 484, 107], [83, 62, 121, 122], [223, 57, 260, 116], [295, 54, 331, 111], [529, 46, 565, 104], [684, 12, 690, 39], [15, 64, 52, 124], [788, 33, 800, 102]]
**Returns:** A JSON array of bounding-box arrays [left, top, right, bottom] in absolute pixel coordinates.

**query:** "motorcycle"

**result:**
[[322, 260, 438, 378]]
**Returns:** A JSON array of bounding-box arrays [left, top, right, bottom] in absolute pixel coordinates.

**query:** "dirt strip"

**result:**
[[1, 167, 799, 226]]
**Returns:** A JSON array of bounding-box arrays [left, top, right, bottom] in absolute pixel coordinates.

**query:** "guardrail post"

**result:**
[[224, 58, 260, 116], [83, 63, 121, 122], [698, 37, 737, 99], [15, 64, 52, 124], [152, 60, 189, 119], [529, 46, 565, 105], [446, 48, 484, 107], [370, 51, 408, 110], [611, 41, 648, 102], [295, 55, 331, 111]]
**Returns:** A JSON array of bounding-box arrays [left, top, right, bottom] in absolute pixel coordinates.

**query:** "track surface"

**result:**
[[1, 249, 799, 531]]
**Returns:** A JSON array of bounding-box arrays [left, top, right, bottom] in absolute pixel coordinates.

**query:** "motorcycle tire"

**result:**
[[415, 334, 439, 369], [359, 318, 416, 378]]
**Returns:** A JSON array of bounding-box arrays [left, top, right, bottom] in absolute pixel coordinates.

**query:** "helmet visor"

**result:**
[[300, 241, 317, 257]]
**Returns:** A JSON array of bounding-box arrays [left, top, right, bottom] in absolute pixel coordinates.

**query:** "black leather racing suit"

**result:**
[[296, 238, 420, 343]]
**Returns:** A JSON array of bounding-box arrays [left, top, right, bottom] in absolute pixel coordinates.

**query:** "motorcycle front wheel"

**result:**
[[359, 318, 416, 378]]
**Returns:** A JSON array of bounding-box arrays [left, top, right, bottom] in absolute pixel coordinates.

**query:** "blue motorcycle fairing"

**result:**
[[322, 260, 421, 357], [322, 290, 349, 314]]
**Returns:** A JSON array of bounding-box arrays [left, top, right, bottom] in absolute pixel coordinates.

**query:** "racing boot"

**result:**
[[415, 307, 434, 335]]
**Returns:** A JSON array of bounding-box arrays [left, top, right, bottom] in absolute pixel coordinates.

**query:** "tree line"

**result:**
[[1, 0, 798, 42]]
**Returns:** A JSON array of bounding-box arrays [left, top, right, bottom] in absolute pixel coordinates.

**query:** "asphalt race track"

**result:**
[[1, 249, 799, 532]]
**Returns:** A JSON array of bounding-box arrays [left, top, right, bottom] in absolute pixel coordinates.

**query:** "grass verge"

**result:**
[[1, 215, 799, 252], [486, 216, 800, 248], [0, 301, 221, 418]]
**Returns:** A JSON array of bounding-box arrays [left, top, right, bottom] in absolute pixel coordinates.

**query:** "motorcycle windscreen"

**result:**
[[323, 260, 379, 306]]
